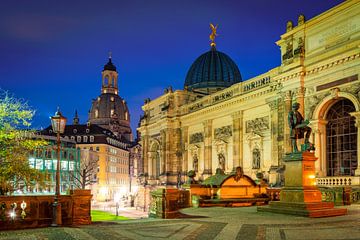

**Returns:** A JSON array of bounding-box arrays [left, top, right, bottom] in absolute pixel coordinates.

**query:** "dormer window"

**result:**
[[86, 128, 90, 133], [73, 129, 77, 134]]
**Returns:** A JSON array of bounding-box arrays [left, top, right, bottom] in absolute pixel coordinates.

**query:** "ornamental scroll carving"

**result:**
[[245, 116, 269, 133], [189, 132, 204, 144], [214, 126, 232, 140]]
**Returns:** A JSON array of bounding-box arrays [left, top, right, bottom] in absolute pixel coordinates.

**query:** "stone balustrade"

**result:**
[[316, 176, 360, 186]]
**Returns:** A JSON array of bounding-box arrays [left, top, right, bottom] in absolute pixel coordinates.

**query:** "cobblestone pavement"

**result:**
[[0, 205, 359, 240]]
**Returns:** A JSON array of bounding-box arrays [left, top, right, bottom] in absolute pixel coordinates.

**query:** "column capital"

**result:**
[[350, 111, 360, 127], [231, 111, 243, 119]]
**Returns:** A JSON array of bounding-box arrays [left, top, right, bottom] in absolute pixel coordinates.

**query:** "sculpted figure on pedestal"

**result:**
[[288, 102, 313, 152]]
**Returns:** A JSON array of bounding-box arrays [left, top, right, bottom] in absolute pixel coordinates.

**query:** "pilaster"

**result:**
[[349, 111, 360, 176], [284, 91, 293, 154], [232, 111, 243, 169], [203, 119, 213, 177]]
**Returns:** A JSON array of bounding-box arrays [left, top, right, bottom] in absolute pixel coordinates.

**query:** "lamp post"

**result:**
[[50, 107, 67, 227]]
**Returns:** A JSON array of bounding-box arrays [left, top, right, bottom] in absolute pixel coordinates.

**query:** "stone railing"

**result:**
[[0, 189, 92, 230], [316, 176, 360, 186]]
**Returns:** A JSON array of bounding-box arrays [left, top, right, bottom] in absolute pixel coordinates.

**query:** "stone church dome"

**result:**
[[88, 55, 132, 141], [184, 46, 242, 94]]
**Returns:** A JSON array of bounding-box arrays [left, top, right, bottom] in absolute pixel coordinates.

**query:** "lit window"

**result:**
[[95, 110, 98, 118], [111, 97, 114, 102], [61, 161, 68, 170], [110, 109, 114, 116], [45, 160, 52, 170], [36, 159, 43, 170], [125, 112, 128, 120], [69, 162, 74, 171]]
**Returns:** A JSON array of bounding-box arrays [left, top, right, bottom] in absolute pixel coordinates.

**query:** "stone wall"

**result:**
[[0, 190, 92, 230]]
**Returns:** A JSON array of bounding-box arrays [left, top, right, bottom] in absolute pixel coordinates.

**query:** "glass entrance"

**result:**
[[326, 99, 357, 176]]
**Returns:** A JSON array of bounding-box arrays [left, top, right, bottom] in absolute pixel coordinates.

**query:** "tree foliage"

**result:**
[[0, 90, 47, 195]]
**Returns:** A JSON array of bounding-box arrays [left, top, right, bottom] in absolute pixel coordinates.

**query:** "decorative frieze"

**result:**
[[189, 132, 204, 144], [246, 117, 269, 133], [214, 126, 232, 140], [212, 90, 233, 103]]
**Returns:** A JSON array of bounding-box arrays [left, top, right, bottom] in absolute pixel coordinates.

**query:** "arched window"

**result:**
[[326, 99, 357, 176], [252, 148, 261, 169]]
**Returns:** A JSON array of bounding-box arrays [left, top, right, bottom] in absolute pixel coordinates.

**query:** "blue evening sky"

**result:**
[[0, 0, 343, 133]]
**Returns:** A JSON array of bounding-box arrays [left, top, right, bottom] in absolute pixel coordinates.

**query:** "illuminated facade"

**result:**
[[41, 56, 134, 202], [27, 136, 80, 194], [138, 0, 360, 187]]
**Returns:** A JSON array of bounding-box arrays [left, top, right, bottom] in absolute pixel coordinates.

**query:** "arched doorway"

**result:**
[[326, 99, 357, 176]]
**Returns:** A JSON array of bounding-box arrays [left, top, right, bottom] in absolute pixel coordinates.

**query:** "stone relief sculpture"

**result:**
[[214, 126, 232, 140], [288, 102, 313, 152], [190, 132, 204, 144], [246, 116, 269, 133]]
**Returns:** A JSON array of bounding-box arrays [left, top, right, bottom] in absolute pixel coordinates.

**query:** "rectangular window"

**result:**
[[45, 160, 52, 170], [96, 146, 100, 151], [36, 159, 43, 170], [61, 161, 68, 170], [69, 162, 74, 171], [29, 158, 35, 168]]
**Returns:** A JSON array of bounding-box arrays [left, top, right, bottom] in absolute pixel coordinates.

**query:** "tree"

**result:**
[[72, 148, 99, 189], [0, 90, 47, 195]]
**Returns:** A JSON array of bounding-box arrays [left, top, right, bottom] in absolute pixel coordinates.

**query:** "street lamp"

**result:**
[[50, 107, 67, 227]]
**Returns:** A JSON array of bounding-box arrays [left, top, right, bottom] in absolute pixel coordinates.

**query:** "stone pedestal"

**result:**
[[258, 151, 347, 217]]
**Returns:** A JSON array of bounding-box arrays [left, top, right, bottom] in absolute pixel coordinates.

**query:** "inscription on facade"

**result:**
[[308, 15, 360, 51], [189, 132, 204, 144], [214, 126, 232, 140], [246, 116, 269, 133], [213, 90, 233, 103], [243, 76, 271, 92], [189, 102, 203, 112]]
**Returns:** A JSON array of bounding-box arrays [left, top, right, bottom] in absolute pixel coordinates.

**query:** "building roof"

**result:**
[[184, 46, 242, 94], [41, 124, 132, 150]]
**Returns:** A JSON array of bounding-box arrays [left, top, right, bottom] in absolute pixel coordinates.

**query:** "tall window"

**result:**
[[326, 99, 357, 176]]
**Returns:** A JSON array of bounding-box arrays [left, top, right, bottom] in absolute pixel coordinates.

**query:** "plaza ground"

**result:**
[[0, 204, 359, 240]]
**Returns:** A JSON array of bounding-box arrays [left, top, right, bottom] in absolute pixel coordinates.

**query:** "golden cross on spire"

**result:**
[[209, 23, 218, 47]]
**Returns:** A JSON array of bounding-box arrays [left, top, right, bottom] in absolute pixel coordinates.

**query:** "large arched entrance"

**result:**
[[326, 99, 357, 176]]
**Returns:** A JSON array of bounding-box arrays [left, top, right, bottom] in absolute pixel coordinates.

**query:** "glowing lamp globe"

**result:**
[[51, 108, 67, 134]]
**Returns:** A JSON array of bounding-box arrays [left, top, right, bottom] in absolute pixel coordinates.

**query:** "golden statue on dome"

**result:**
[[210, 23, 218, 47]]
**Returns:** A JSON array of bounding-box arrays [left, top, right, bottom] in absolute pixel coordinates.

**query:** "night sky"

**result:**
[[0, 0, 344, 133]]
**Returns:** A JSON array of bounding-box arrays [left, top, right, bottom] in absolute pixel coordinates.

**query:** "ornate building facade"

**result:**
[[42, 56, 138, 202], [138, 0, 360, 187]]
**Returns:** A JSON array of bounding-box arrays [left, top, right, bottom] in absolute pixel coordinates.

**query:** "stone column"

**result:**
[[284, 91, 292, 154], [182, 126, 189, 175], [160, 130, 167, 175], [296, 86, 306, 117], [232, 111, 243, 170], [268, 99, 279, 167], [142, 135, 149, 176], [203, 119, 213, 178], [350, 111, 360, 176], [310, 119, 328, 177]]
